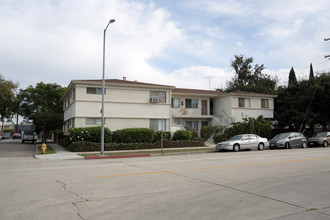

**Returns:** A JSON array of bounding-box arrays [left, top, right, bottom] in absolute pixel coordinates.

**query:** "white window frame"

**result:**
[[239, 98, 250, 108], [150, 119, 166, 131], [185, 99, 198, 108]]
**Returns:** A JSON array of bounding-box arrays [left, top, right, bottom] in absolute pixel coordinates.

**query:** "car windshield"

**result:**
[[315, 132, 327, 137], [230, 135, 243, 140], [274, 133, 290, 139]]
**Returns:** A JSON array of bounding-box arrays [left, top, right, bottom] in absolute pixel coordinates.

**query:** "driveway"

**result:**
[[0, 139, 35, 157]]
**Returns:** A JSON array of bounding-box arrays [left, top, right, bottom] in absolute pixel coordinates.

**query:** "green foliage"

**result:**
[[0, 74, 18, 130], [172, 129, 193, 141], [288, 67, 297, 86], [19, 82, 66, 137], [68, 126, 111, 143], [112, 128, 154, 143], [191, 130, 199, 138], [67, 140, 205, 152], [225, 54, 277, 94], [213, 116, 272, 143], [275, 72, 330, 129], [201, 126, 216, 141], [153, 131, 171, 142], [309, 63, 315, 81], [58, 134, 70, 148]]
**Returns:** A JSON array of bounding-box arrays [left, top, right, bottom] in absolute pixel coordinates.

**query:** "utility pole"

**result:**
[[204, 76, 214, 90], [325, 37, 330, 59]]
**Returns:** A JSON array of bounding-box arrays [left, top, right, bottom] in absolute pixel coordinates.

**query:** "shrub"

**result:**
[[172, 129, 193, 141], [213, 133, 229, 144], [213, 116, 272, 143], [112, 128, 154, 143], [153, 131, 171, 142], [191, 130, 199, 139], [58, 134, 71, 147], [68, 126, 111, 143], [201, 126, 216, 141], [67, 140, 205, 152]]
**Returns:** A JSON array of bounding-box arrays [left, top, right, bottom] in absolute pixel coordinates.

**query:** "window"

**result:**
[[261, 99, 269, 108], [238, 98, 250, 108], [86, 118, 104, 125], [150, 91, 166, 103], [185, 121, 198, 131], [171, 98, 180, 108], [73, 88, 76, 100], [185, 99, 198, 108], [201, 121, 209, 128], [150, 119, 166, 131], [87, 87, 105, 94]]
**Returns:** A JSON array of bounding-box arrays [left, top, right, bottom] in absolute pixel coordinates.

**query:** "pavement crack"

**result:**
[[57, 180, 87, 220]]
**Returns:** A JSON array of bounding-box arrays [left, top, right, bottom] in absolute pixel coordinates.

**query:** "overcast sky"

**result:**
[[1, 0, 330, 91]]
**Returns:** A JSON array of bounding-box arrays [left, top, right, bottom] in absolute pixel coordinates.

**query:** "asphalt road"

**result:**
[[1, 140, 330, 220], [0, 139, 35, 157]]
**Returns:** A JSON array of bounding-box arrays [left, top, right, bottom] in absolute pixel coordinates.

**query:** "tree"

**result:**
[[288, 67, 297, 86], [0, 74, 18, 133], [274, 71, 330, 130], [309, 63, 315, 81], [19, 82, 66, 142], [225, 54, 277, 94]]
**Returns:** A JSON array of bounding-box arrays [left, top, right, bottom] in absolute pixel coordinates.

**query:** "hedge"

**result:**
[[112, 128, 154, 143], [66, 140, 205, 152], [68, 126, 111, 143], [172, 129, 193, 141], [153, 131, 171, 142]]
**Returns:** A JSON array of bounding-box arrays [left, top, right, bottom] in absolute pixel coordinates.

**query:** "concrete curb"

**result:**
[[85, 154, 151, 159]]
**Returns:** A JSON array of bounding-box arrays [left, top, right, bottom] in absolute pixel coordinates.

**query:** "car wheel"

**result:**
[[22, 140, 24, 143], [302, 142, 307, 148], [285, 142, 290, 149], [323, 141, 328, 147], [258, 143, 264, 151], [233, 144, 240, 152]]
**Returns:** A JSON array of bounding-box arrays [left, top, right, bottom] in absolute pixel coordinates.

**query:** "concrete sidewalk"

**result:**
[[34, 143, 84, 160], [34, 142, 216, 160]]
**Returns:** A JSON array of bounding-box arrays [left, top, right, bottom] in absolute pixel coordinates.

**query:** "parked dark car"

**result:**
[[13, 133, 22, 139], [308, 132, 330, 147], [269, 132, 307, 149]]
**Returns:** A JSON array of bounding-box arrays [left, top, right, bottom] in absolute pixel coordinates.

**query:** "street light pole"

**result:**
[[101, 18, 115, 156]]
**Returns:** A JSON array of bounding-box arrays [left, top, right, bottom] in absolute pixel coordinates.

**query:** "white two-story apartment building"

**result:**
[[63, 78, 276, 132]]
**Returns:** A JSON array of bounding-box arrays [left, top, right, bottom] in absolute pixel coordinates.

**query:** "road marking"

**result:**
[[100, 170, 176, 178], [100, 157, 330, 178]]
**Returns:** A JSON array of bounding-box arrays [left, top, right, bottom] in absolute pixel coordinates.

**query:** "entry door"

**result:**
[[202, 100, 207, 115]]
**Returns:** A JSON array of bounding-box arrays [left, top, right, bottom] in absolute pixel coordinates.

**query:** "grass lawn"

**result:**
[[37, 145, 56, 155], [79, 147, 216, 158]]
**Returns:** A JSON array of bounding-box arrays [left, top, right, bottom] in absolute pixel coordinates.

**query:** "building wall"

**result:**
[[212, 96, 232, 126], [231, 96, 274, 122], [63, 81, 276, 133], [171, 95, 212, 131], [64, 84, 171, 131]]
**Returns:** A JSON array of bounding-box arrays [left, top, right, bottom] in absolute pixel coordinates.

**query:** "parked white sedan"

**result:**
[[216, 134, 269, 152]]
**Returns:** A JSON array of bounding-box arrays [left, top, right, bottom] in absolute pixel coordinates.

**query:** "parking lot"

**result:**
[[1, 140, 330, 219]]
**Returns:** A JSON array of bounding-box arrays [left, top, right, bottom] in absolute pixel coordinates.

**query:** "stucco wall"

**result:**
[[212, 96, 232, 125]]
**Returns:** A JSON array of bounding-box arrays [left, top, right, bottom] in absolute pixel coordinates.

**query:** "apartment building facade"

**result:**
[[63, 79, 276, 132]]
